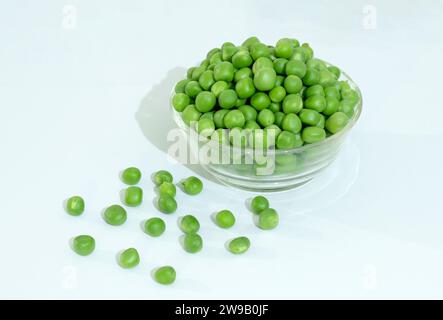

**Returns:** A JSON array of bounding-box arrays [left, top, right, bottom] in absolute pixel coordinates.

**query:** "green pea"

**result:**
[[235, 77, 256, 99], [222, 44, 238, 62], [257, 208, 279, 230], [211, 81, 229, 97], [273, 58, 288, 75], [302, 126, 326, 143], [228, 236, 250, 254], [290, 47, 307, 62], [275, 38, 294, 59], [304, 84, 324, 98], [250, 92, 271, 111], [304, 95, 326, 112], [248, 128, 274, 149], [252, 57, 273, 74], [251, 195, 269, 214], [244, 120, 260, 131], [144, 217, 166, 237], [209, 51, 222, 65], [301, 43, 314, 60], [184, 81, 202, 98], [213, 61, 234, 82], [250, 42, 271, 60], [197, 118, 215, 137], [118, 248, 140, 269], [257, 109, 275, 127], [339, 99, 356, 118], [72, 235, 95, 256], [328, 65, 341, 78], [319, 69, 337, 87], [325, 112, 349, 134], [253, 68, 276, 91], [172, 93, 190, 112], [214, 109, 229, 128], [121, 167, 141, 185], [103, 204, 127, 226], [232, 51, 253, 68], [179, 215, 200, 234], [66, 196, 85, 216], [234, 67, 253, 82], [236, 98, 247, 107], [191, 66, 206, 81], [265, 124, 282, 138], [218, 89, 237, 109], [299, 109, 322, 126], [303, 68, 320, 86], [195, 91, 216, 112], [282, 94, 303, 114], [154, 266, 176, 285], [181, 176, 203, 195], [200, 111, 214, 121], [276, 131, 297, 149], [341, 88, 359, 102], [291, 38, 300, 47], [274, 111, 285, 127], [153, 170, 173, 186], [158, 182, 176, 197], [182, 105, 201, 126], [198, 70, 215, 90], [214, 210, 235, 228], [187, 67, 195, 79], [174, 79, 190, 93], [324, 86, 341, 100], [284, 75, 303, 94], [157, 193, 177, 214], [285, 60, 307, 78], [224, 109, 245, 129], [182, 233, 203, 253], [323, 97, 339, 116], [238, 105, 257, 122], [281, 113, 302, 134], [269, 86, 286, 103], [242, 36, 261, 49], [124, 186, 143, 207], [206, 47, 220, 59], [306, 58, 326, 70], [275, 75, 285, 87], [229, 127, 248, 147], [269, 102, 281, 113]]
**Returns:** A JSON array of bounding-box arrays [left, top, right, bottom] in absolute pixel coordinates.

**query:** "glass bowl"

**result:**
[[170, 67, 362, 192]]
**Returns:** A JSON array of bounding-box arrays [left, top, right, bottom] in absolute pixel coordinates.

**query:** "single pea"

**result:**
[[274, 111, 285, 127], [209, 51, 222, 65], [157, 193, 177, 214], [282, 94, 303, 113], [218, 89, 238, 109], [179, 215, 200, 234], [174, 79, 190, 93], [229, 127, 248, 147], [275, 75, 285, 87], [269, 86, 286, 103], [199, 111, 214, 121], [242, 36, 261, 49], [304, 84, 325, 98], [325, 112, 349, 134], [187, 67, 195, 79], [341, 88, 359, 102], [244, 120, 261, 131], [267, 103, 279, 113], [154, 266, 176, 285], [338, 99, 356, 118], [234, 67, 253, 82], [72, 235, 95, 256], [158, 182, 176, 197], [228, 236, 250, 254], [222, 44, 238, 62], [211, 81, 229, 97], [235, 77, 256, 99], [182, 233, 203, 253], [184, 81, 202, 98], [198, 70, 215, 90], [214, 210, 235, 228], [316, 114, 326, 128], [285, 60, 307, 78], [66, 196, 85, 216], [153, 170, 173, 186], [304, 95, 326, 112], [324, 86, 341, 100], [118, 248, 140, 269], [103, 204, 127, 226], [232, 51, 253, 68], [213, 109, 229, 128], [181, 176, 203, 195], [182, 105, 201, 126], [195, 91, 216, 112], [144, 217, 166, 237], [319, 69, 337, 87], [284, 75, 303, 94], [253, 68, 276, 91], [290, 46, 307, 62], [328, 65, 341, 78], [191, 66, 206, 81], [224, 109, 245, 129], [213, 61, 235, 82], [236, 98, 247, 107], [238, 105, 257, 122], [251, 195, 269, 214], [257, 109, 275, 127], [121, 167, 141, 185], [172, 93, 190, 112], [252, 57, 273, 74], [250, 92, 271, 111], [275, 38, 294, 59], [302, 126, 326, 143], [250, 42, 271, 60], [303, 68, 320, 86], [206, 47, 220, 59], [257, 208, 279, 230], [323, 97, 340, 116], [301, 43, 314, 60], [197, 118, 215, 137], [124, 186, 143, 207], [273, 58, 288, 75], [281, 113, 302, 134], [299, 109, 322, 126], [291, 38, 300, 47], [306, 58, 326, 70], [276, 131, 303, 149]]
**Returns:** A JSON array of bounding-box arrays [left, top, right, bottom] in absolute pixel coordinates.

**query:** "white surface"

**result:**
[[1, 0, 443, 299]]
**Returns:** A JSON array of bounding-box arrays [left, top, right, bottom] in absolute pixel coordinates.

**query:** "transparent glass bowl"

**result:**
[[171, 68, 362, 192]]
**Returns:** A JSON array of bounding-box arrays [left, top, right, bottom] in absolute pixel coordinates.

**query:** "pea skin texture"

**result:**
[[214, 210, 236, 228], [257, 208, 279, 230], [144, 217, 166, 237], [123, 186, 143, 207], [72, 235, 95, 256], [181, 176, 203, 195], [158, 182, 176, 197], [179, 215, 200, 234], [103, 205, 127, 226], [66, 196, 85, 216], [250, 195, 269, 214], [228, 237, 250, 254], [182, 233, 203, 253], [157, 193, 177, 214], [118, 248, 140, 269], [153, 170, 173, 186], [121, 167, 141, 185], [154, 266, 176, 285]]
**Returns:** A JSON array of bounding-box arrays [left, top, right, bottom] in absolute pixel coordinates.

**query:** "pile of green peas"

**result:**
[[172, 37, 360, 150]]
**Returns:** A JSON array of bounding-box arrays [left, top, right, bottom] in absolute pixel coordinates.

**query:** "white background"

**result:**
[[1, 0, 443, 299]]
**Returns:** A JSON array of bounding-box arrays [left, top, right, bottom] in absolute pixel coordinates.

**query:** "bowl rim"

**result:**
[[170, 61, 362, 155]]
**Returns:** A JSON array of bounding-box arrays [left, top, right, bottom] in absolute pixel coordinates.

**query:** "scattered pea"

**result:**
[[228, 236, 250, 254], [250, 195, 269, 214], [154, 266, 176, 285], [257, 208, 279, 230], [153, 170, 173, 186], [144, 217, 166, 237], [158, 182, 176, 197], [72, 235, 95, 256], [66, 196, 85, 216], [181, 176, 203, 195], [103, 204, 127, 226], [121, 167, 141, 185], [123, 186, 143, 207], [157, 193, 177, 214], [179, 215, 200, 234], [118, 248, 140, 269], [214, 210, 236, 228]]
